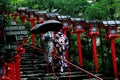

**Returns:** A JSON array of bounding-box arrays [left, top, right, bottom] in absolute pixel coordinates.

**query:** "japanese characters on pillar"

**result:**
[[35, 11, 47, 24], [17, 7, 28, 25], [103, 20, 120, 79]]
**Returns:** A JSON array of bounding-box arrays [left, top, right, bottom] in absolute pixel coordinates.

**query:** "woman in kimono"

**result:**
[[54, 32, 69, 72]]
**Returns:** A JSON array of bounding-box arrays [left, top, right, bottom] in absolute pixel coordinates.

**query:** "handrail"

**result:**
[[24, 44, 41, 50], [53, 54, 103, 80], [24, 43, 103, 80], [24, 43, 47, 53]]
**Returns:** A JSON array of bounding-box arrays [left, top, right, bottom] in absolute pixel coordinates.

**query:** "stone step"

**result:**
[[45, 73, 101, 80], [20, 66, 46, 71], [20, 78, 28, 80], [21, 70, 45, 74], [21, 57, 45, 62], [26, 72, 99, 80], [44, 74, 86, 79], [21, 73, 45, 78], [20, 65, 46, 69], [32, 71, 83, 78], [21, 61, 45, 64], [82, 78, 99, 80], [21, 56, 44, 59], [20, 52, 102, 80], [20, 63, 46, 67], [21, 59, 45, 61], [102, 77, 116, 80], [26, 77, 41, 80], [21, 61, 43, 64], [20, 66, 39, 69]]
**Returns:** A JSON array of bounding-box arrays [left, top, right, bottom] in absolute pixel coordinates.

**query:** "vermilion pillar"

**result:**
[[7, 61, 15, 80], [77, 33, 83, 66], [23, 36, 28, 44], [85, 22, 100, 72], [21, 17, 26, 25], [2, 63, 8, 80], [14, 54, 21, 80], [102, 20, 120, 79], [62, 29, 70, 80], [5, 12, 11, 20], [15, 43, 25, 80], [111, 38, 118, 78], [92, 35, 98, 72], [71, 18, 85, 67], [30, 19, 36, 46], [12, 13, 19, 24]]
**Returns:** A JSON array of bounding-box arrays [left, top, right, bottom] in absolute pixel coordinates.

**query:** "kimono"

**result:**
[[42, 31, 54, 65], [54, 32, 69, 72]]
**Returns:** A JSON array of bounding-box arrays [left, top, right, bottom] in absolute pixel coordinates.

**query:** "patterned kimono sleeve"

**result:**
[[54, 34, 60, 48]]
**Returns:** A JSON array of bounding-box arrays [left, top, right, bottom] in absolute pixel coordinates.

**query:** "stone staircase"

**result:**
[[20, 46, 102, 80], [20, 51, 46, 80]]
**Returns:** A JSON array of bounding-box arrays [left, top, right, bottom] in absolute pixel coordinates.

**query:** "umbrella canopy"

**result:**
[[31, 20, 63, 33]]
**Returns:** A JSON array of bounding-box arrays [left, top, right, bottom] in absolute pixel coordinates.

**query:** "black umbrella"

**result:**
[[31, 20, 63, 33]]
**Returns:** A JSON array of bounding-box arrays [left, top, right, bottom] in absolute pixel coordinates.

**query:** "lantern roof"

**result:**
[[103, 20, 120, 27], [70, 18, 85, 26], [17, 7, 28, 12], [35, 11, 47, 15], [71, 18, 81, 21], [86, 20, 101, 24], [71, 18, 84, 22], [26, 9, 37, 13], [46, 13, 59, 17], [57, 15, 71, 20]]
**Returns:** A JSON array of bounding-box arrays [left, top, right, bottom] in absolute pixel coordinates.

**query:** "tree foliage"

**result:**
[[5, 0, 120, 20]]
